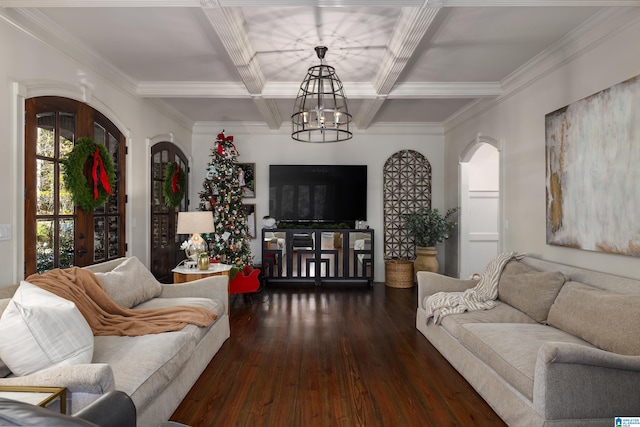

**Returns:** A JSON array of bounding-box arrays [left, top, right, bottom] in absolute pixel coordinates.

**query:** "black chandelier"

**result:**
[[291, 46, 353, 143]]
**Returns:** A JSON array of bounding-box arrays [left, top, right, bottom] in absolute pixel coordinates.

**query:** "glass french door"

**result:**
[[150, 142, 188, 283], [24, 97, 126, 275]]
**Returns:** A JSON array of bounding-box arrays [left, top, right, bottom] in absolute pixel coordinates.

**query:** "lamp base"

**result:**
[[185, 234, 208, 261]]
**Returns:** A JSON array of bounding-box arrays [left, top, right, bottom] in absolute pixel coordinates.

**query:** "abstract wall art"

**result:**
[[545, 74, 640, 256]]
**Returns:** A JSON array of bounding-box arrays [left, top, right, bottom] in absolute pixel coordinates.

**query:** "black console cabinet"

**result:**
[[262, 229, 374, 286]]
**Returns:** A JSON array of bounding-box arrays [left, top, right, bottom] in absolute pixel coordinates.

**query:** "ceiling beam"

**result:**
[[356, 5, 441, 129], [3, 0, 637, 6], [137, 80, 501, 99], [200, 7, 284, 129]]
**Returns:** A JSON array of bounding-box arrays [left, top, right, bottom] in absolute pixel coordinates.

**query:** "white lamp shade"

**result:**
[[177, 211, 215, 235]]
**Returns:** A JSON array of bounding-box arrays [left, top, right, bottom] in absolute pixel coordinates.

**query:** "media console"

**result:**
[[262, 228, 374, 286]]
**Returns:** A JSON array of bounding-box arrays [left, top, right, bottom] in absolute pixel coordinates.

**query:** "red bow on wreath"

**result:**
[[92, 147, 113, 200], [171, 164, 181, 194]]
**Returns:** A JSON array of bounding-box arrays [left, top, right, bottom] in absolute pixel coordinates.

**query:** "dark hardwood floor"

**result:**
[[170, 282, 506, 427]]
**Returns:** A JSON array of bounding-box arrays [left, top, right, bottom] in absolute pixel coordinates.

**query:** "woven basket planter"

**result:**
[[384, 258, 414, 288]]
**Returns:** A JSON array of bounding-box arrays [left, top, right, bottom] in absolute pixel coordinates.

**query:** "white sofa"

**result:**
[[416, 256, 640, 427], [0, 257, 230, 427]]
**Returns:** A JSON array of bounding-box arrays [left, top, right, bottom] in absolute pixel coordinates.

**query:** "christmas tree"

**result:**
[[198, 131, 252, 266]]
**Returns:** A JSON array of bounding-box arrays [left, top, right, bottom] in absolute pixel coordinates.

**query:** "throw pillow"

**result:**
[[498, 261, 567, 323], [547, 282, 640, 355], [94, 256, 162, 308], [0, 300, 9, 377], [0, 281, 94, 376]]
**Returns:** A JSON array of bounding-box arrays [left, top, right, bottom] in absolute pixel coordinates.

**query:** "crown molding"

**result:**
[[0, 1, 430, 7], [145, 98, 195, 131], [5, 8, 139, 96], [4, 0, 637, 6], [357, 122, 444, 135], [137, 80, 502, 99], [389, 82, 502, 98], [263, 81, 377, 98], [137, 81, 250, 97], [191, 120, 443, 136], [443, 7, 640, 132], [192, 121, 285, 135], [433, 0, 640, 5]]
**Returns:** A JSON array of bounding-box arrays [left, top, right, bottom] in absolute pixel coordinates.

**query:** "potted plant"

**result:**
[[402, 207, 459, 274]]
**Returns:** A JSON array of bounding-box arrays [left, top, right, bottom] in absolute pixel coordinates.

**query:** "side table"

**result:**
[[0, 386, 66, 413], [172, 263, 233, 284]]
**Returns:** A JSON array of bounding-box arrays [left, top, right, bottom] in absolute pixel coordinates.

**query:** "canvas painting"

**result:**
[[545, 74, 640, 256]]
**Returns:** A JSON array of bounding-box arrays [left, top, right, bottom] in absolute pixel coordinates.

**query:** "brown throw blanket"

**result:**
[[26, 267, 217, 336]]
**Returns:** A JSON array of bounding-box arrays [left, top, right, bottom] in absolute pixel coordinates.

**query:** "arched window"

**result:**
[[24, 96, 126, 275]]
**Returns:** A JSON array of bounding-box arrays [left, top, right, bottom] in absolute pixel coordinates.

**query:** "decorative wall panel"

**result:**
[[383, 150, 431, 259]]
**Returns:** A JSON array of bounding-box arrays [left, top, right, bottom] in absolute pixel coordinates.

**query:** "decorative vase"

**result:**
[[414, 246, 438, 275], [198, 256, 210, 271]]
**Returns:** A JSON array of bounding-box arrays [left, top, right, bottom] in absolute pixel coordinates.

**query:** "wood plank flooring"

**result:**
[[170, 283, 506, 427]]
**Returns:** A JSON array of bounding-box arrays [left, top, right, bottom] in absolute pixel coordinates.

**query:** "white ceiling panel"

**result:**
[[4, 2, 632, 128]]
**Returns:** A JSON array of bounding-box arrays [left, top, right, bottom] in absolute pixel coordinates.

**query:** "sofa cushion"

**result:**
[[498, 261, 567, 323], [439, 300, 537, 339], [457, 323, 594, 401], [94, 256, 162, 308], [0, 281, 94, 376], [547, 281, 640, 355], [134, 296, 224, 341], [92, 331, 195, 413]]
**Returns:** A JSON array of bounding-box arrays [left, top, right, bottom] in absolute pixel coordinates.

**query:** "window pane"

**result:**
[[108, 217, 119, 258], [36, 159, 54, 215], [94, 123, 106, 145], [36, 113, 55, 158], [59, 218, 74, 269], [94, 217, 105, 262], [153, 152, 162, 179], [59, 166, 74, 215], [59, 112, 75, 156], [109, 133, 118, 170], [36, 219, 54, 273], [153, 180, 163, 213]]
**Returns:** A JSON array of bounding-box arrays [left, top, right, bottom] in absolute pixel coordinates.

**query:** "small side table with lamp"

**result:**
[[174, 211, 233, 283], [176, 211, 215, 270]]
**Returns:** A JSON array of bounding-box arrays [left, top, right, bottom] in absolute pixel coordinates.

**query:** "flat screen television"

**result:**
[[269, 164, 367, 227]]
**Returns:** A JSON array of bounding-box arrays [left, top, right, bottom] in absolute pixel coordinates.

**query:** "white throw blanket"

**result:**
[[425, 252, 524, 324]]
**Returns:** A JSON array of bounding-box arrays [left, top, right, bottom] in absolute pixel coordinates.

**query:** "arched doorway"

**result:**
[[459, 135, 501, 279], [150, 142, 188, 283]]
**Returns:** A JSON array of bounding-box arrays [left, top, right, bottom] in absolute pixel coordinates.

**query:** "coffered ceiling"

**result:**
[[2, 1, 639, 129]]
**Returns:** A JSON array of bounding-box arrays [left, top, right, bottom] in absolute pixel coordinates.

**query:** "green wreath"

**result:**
[[163, 162, 186, 208], [61, 137, 115, 212]]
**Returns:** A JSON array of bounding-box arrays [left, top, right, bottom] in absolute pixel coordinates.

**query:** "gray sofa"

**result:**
[[416, 256, 640, 427], [0, 257, 230, 427]]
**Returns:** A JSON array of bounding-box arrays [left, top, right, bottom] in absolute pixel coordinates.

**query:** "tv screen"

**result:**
[[269, 165, 367, 226]]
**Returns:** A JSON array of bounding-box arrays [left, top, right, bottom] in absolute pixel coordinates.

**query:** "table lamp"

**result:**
[[177, 211, 215, 261]]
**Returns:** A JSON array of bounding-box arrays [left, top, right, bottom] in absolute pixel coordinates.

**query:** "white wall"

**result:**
[[444, 11, 640, 280], [0, 16, 192, 287], [191, 123, 446, 282]]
